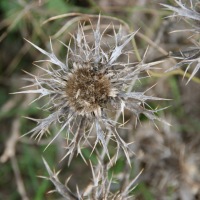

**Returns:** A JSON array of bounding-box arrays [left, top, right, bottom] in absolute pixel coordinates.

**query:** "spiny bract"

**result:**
[[18, 17, 165, 164], [162, 0, 200, 83]]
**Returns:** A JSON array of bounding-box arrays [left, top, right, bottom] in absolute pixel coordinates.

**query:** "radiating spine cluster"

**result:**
[[17, 16, 167, 165]]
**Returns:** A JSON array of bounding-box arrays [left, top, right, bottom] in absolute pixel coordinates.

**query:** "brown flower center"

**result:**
[[65, 64, 112, 116]]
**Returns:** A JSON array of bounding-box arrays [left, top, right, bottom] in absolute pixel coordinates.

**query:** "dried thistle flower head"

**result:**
[[17, 16, 166, 164]]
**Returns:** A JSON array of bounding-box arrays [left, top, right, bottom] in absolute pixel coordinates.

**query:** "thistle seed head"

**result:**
[[65, 63, 116, 117], [18, 16, 166, 163]]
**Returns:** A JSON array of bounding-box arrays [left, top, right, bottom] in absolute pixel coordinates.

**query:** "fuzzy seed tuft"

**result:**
[[65, 63, 115, 117]]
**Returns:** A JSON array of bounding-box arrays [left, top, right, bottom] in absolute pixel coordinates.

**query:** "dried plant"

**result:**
[[41, 158, 142, 200], [15, 16, 166, 165], [162, 0, 200, 83], [161, 0, 200, 21], [2, 1, 200, 199], [132, 120, 200, 199]]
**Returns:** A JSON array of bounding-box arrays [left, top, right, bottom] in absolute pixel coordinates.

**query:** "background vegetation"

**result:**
[[1, 0, 200, 199]]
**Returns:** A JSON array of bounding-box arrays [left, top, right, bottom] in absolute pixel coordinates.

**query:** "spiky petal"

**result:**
[[19, 17, 166, 163]]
